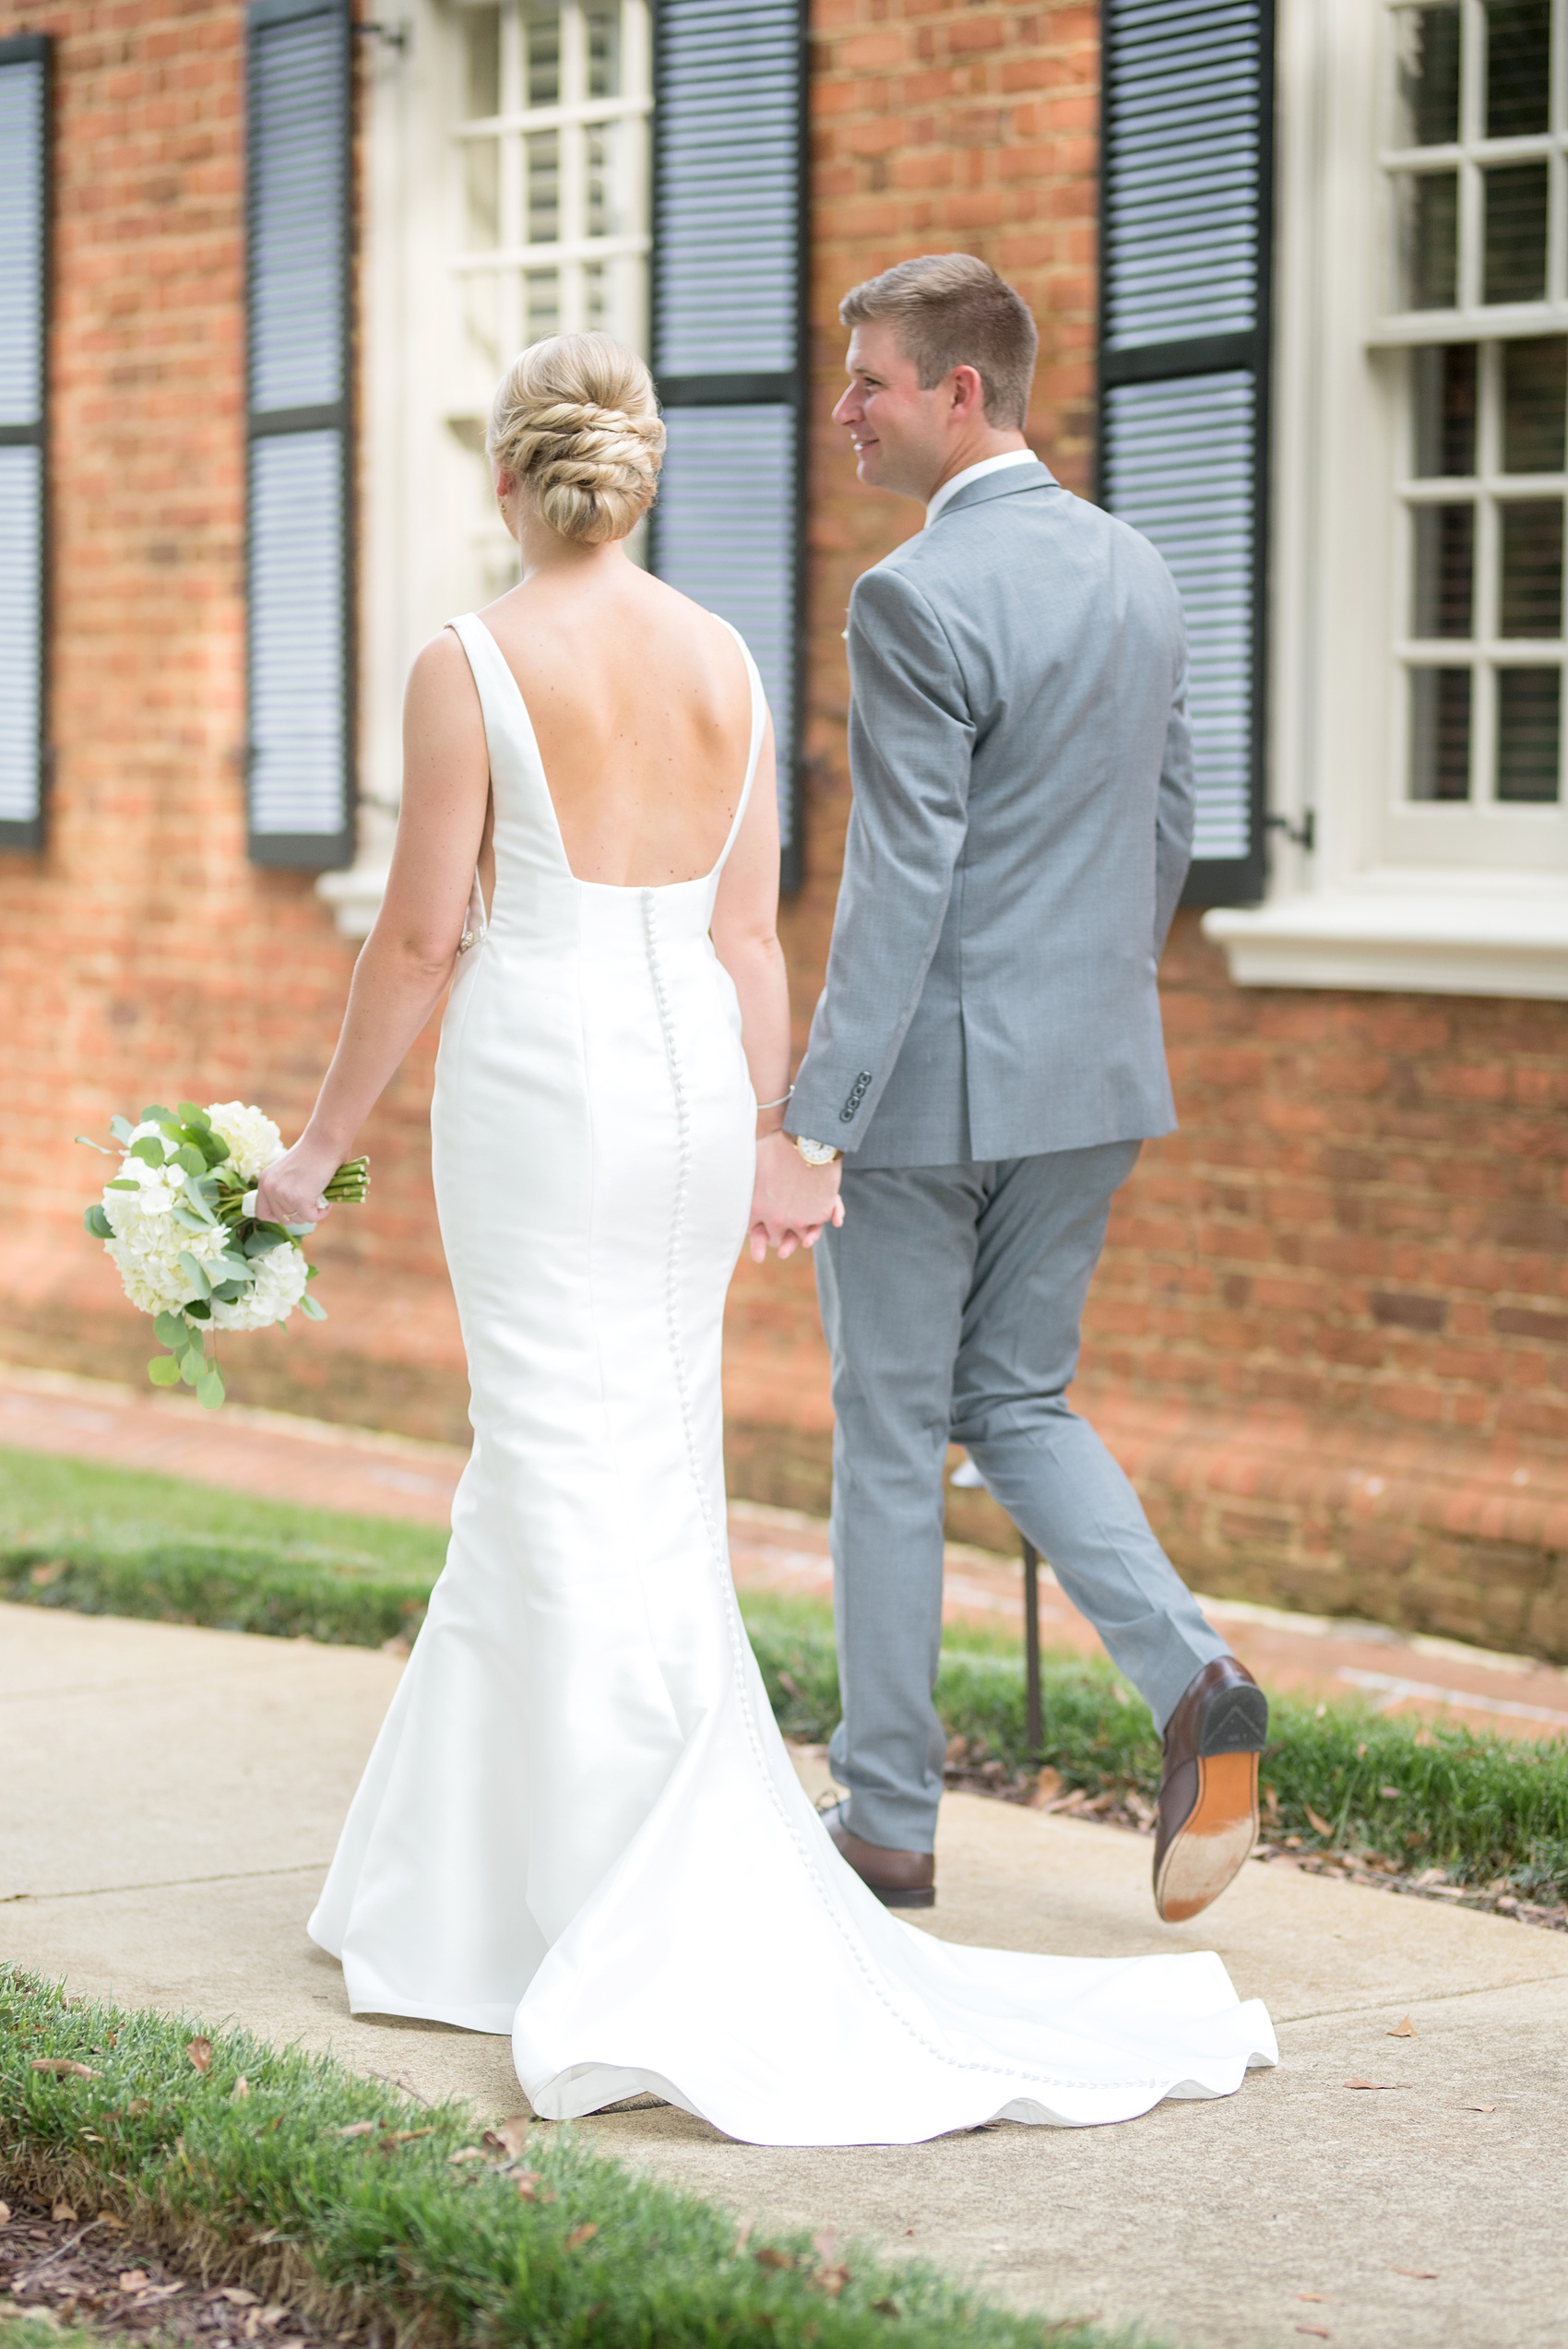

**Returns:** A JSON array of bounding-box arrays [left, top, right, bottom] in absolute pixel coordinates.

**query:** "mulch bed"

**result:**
[[939, 1752, 1568, 1934], [0, 2189, 343, 2349]]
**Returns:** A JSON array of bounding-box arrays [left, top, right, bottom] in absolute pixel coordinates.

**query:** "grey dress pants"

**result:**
[[814, 1143, 1229, 1854]]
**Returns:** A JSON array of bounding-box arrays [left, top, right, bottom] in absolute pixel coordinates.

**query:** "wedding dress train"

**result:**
[[308, 611, 1277, 2146]]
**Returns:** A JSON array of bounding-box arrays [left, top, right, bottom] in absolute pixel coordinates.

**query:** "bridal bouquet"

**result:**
[[80, 1099, 368, 1409]]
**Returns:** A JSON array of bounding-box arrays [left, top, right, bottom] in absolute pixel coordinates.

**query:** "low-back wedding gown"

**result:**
[[309, 609, 1277, 2145]]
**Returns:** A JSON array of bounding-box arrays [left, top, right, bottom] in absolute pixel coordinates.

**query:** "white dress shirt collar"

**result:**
[[924, 445, 1039, 527]]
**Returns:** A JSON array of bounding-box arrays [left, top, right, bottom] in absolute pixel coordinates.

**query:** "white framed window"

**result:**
[[1205, 0, 1568, 998], [322, 0, 652, 933]]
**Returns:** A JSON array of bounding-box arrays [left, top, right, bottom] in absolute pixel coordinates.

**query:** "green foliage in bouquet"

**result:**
[[79, 1100, 368, 1411]]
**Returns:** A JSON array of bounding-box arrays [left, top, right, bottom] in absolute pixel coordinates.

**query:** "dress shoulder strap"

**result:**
[[710, 616, 768, 876]]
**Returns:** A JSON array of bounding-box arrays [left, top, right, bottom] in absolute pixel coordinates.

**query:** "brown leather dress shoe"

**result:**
[[1153, 1656, 1268, 1924], [820, 1798, 935, 1909]]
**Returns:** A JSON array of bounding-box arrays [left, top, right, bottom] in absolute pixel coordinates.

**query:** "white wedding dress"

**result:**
[[308, 610, 1277, 2146]]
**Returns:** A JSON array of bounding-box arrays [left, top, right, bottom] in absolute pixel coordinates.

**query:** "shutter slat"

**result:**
[[651, 0, 806, 880], [1099, 0, 1272, 905], [0, 37, 46, 850], [245, 0, 352, 870]]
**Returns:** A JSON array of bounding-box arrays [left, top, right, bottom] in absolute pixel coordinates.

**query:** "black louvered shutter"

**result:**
[[650, 0, 807, 892], [245, 0, 353, 870], [0, 34, 49, 855], [1099, 0, 1274, 907]]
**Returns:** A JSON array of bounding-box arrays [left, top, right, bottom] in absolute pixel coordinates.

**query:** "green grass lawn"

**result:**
[[4, 1442, 1566, 1902], [0, 1972, 1139, 2349]]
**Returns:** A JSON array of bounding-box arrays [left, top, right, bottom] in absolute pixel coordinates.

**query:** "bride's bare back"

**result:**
[[477, 562, 756, 891]]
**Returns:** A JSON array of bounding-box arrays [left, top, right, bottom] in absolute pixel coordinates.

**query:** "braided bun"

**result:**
[[486, 333, 664, 545]]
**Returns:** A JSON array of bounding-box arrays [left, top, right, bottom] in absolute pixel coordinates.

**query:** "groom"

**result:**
[[756, 254, 1267, 1925]]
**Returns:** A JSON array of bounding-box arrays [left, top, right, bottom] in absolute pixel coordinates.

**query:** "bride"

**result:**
[[255, 332, 1276, 2146]]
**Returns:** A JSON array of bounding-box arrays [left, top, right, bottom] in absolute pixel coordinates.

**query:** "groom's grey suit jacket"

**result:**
[[789, 459, 1194, 1169]]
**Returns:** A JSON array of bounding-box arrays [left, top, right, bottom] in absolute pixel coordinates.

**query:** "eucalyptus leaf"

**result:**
[[179, 1176, 219, 1226], [176, 1101, 212, 1131], [243, 1228, 287, 1257], [178, 1251, 212, 1300], [172, 1204, 208, 1229], [299, 1294, 327, 1321], [172, 1144, 208, 1178], [153, 1310, 187, 1347], [109, 1115, 135, 1143], [185, 1299, 212, 1322], [148, 1356, 183, 1387], [197, 1370, 226, 1411], [138, 1103, 172, 1123], [83, 1204, 113, 1240], [208, 1281, 245, 1303], [129, 1136, 168, 1169], [75, 1133, 112, 1155], [106, 1179, 142, 1192], [199, 1132, 231, 1166], [214, 1253, 251, 1281]]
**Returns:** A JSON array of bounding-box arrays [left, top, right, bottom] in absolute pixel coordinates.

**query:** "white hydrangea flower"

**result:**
[[205, 1101, 285, 1183], [101, 1157, 233, 1318], [208, 1240, 309, 1332]]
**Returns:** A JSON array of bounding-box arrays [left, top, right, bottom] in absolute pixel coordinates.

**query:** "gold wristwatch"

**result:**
[[792, 1135, 841, 1167]]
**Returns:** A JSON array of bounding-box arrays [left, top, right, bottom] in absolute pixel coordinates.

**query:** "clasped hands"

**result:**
[[748, 1131, 844, 1263]]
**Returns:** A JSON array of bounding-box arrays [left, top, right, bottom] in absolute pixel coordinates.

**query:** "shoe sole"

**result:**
[[1154, 1750, 1260, 1924], [870, 1883, 936, 1909]]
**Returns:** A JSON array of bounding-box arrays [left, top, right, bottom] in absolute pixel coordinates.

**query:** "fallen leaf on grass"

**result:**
[[512, 2171, 554, 2204], [30, 2060, 98, 2081], [335, 2121, 376, 2140], [0, 2202, 9, 2225], [482, 2116, 532, 2159], [446, 2146, 485, 2165], [1392, 2268, 1438, 2280], [1027, 1767, 1063, 1807], [1304, 1808, 1335, 1839], [219, 2287, 260, 2306], [118, 2273, 150, 2294], [51, 2203, 76, 2224], [564, 2224, 598, 2252], [754, 2247, 792, 2272], [232, 2076, 250, 2100], [185, 2037, 213, 2074], [1387, 2016, 1417, 2037], [125, 2098, 149, 2119]]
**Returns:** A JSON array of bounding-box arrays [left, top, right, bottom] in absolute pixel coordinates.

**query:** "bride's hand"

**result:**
[[747, 1133, 845, 1263], [252, 1134, 342, 1228]]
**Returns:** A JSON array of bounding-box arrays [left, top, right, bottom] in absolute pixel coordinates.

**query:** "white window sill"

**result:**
[[1203, 880, 1568, 999], [316, 862, 390, 941]]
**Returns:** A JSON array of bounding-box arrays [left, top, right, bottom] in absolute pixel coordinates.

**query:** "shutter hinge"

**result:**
[[352, 20, 409, 52], [1264, 810, 1315, 853]]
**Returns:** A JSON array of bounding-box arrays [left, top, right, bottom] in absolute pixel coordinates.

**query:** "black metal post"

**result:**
[[1021, 1537, 1043, 1762]]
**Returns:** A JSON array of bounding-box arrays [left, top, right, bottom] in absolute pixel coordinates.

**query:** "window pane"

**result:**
[[1409, 667, 1472, 797], [1396, 172, 1459, 308], [525, 268, 559, 339], [584, 260, 607, 327], [527, 130, 560, 243], [1496, 666, 1562, 796], [1503, 338, 1568, 469], [1412, 343, 1478, 473], [587, 125, 617, 238], [1486, 0, 1550, 138], [1394, 6, 1462, 146], [463, 6, 501, 118], [527, 1, 561, 106], [465, 139, 499, 252], [1484, 162, 1549, 303], [586, 2, 621, 99], [1500, 499, 1564, 633], [1412, 503, 1475, 634]]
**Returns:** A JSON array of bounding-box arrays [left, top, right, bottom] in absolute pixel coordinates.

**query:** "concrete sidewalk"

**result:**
[[4, 1599, 1565, 2349], [6, 1363, 1568, 1738]]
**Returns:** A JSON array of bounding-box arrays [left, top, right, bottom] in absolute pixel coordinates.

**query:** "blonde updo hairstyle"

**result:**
[[486, 333, 665, 546]]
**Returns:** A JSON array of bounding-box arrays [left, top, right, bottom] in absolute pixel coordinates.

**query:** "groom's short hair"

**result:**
[[839, 255, 1038, 430]]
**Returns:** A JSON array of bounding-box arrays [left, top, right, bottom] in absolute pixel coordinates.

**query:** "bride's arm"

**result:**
[[253, 632, 490, 1227], [710, 722, 842, 1262]]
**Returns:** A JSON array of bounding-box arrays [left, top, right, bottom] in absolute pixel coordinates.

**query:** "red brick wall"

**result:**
[[0, 0, 447, 1344]]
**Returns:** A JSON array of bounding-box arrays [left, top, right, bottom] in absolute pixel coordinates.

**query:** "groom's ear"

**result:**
[[945, 364, 987, 421]]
